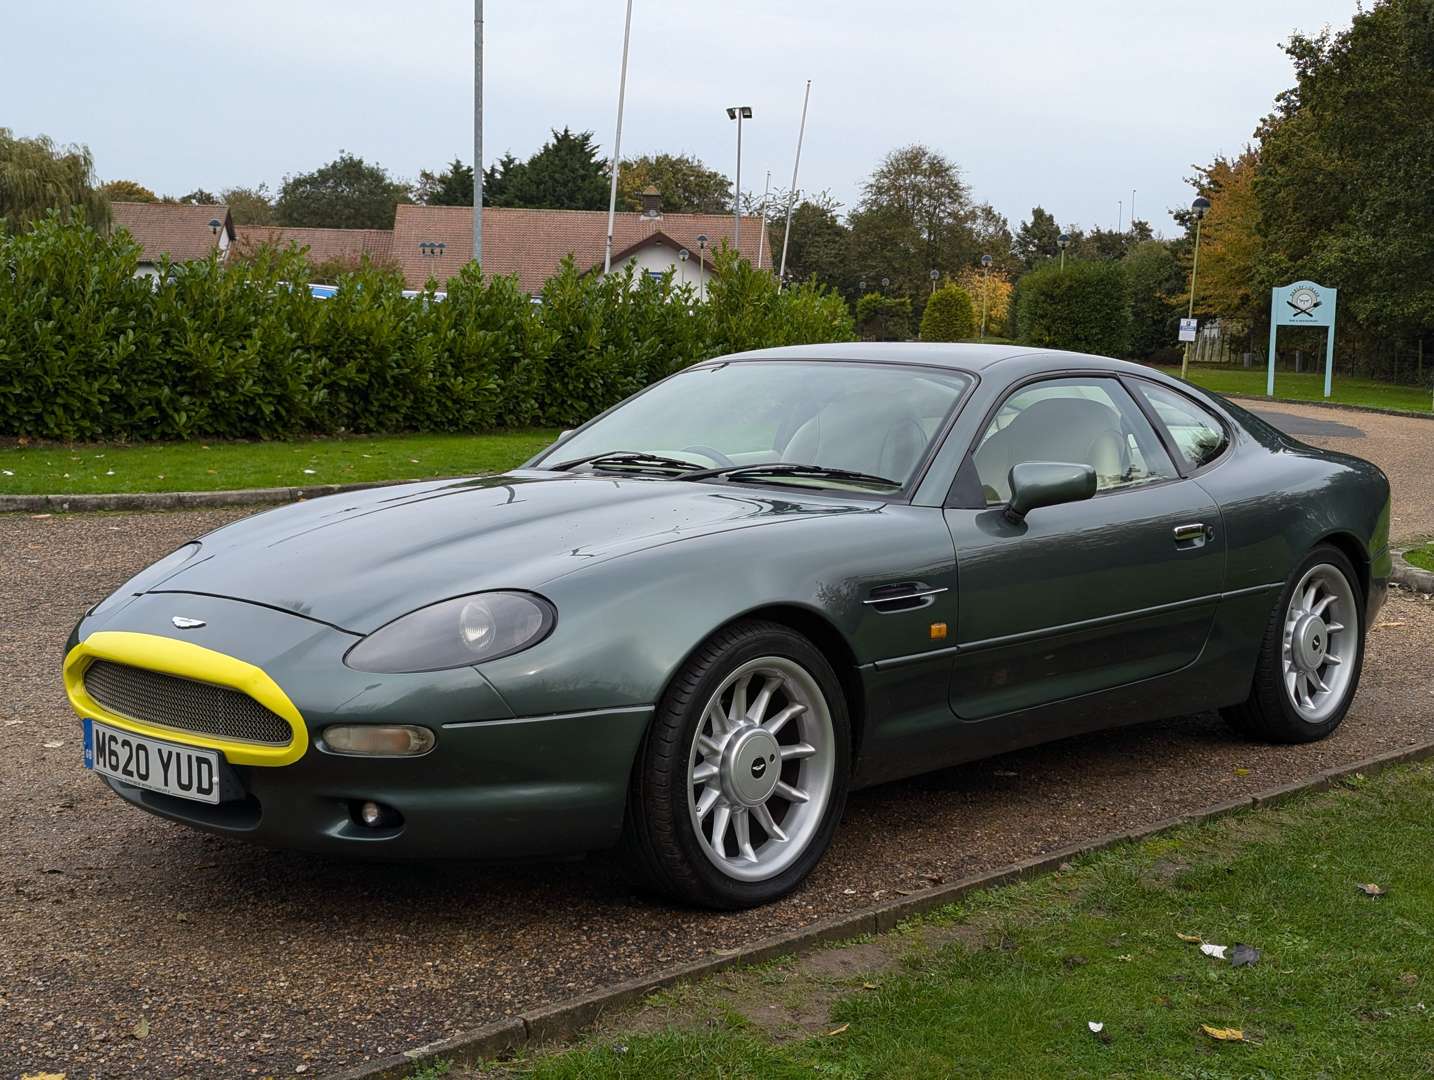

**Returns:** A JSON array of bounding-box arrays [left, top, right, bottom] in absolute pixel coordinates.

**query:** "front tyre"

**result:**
[[625, 620, 850, 909], [1222, 544, 1365, 743]]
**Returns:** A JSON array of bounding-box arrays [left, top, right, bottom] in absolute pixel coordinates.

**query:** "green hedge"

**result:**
[[919, 284, 976, 342], [1015, 260, 1131, 357], [855, 294, 912, 341], [0, 218, 854, 440]]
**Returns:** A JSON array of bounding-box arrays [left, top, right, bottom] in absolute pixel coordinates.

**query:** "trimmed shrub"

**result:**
[[855, 293, 912, 341], [1015, 260, 1130, 357], [919, 284, 976, 342], [0, 216, 857, 441]]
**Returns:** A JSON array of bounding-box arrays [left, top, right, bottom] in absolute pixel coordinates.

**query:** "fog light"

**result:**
[[323, 724, 435, 756], [353, 800, 402, 829]]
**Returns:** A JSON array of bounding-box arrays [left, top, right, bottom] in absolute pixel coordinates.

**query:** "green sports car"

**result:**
[[66, 344, 1391, 909]]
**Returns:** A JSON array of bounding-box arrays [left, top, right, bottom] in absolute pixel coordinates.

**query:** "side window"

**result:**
[[972, 378, 1177, 504], [1134, 382, 1229, 470]]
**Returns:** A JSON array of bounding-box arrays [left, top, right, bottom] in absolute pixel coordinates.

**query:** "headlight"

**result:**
[[87, 542, 202, 618], [322, 725, 435, 756], [343, 591, 556, 674]]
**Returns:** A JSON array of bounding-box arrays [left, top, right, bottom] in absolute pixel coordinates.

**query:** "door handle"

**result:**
[[1172, 522, 1212, 547]]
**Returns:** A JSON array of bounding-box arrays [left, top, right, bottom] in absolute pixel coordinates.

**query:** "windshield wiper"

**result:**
[[548, 450, 704, 474], [683, 462, 902, 490]]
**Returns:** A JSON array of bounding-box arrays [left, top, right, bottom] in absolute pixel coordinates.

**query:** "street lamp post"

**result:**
[[726, 106, 752, 250], [678, 248, 689, 287], [1057, 232, 1071, 271], [1181, 195, 1212, 379], [602, 0, 635, 274], [473, 0, 483, 266], [979, 254, 993, 338], [697, 234, 708, 301], [929, 268, 940, 294]]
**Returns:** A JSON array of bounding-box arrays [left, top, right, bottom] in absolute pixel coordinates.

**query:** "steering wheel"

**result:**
[[681, 445, 735, 468]]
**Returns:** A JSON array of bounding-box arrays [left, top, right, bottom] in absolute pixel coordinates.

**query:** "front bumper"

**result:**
[[66, 592, 651, 859]]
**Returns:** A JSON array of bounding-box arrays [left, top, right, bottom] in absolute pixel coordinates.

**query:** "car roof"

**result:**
[[711, 342, 1157, 378]]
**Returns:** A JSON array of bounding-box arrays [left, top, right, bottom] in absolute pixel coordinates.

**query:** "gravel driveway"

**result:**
[[4, 405, 1433, 1079]]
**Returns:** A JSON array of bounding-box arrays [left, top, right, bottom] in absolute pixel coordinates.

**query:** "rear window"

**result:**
[[1133, 381, 1229, 469]]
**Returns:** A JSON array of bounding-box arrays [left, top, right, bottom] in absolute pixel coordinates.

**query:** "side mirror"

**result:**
[[1005, 462, 1097, 522]]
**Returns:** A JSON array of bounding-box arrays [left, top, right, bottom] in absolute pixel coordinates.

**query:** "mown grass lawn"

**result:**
[[1162, 363, 1433, 413], [481, 763, 1434, 1079], [0, 430, 560, 495]]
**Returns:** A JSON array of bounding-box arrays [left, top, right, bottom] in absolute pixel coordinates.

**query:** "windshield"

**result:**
[[534, 361, 972, 490]]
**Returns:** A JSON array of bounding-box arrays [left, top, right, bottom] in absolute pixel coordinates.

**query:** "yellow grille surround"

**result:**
[[63, 631, 308, 766]]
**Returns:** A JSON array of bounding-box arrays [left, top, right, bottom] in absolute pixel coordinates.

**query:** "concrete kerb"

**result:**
[[323, 738, 1434, 1080], [1391, 550, 1434, 594]]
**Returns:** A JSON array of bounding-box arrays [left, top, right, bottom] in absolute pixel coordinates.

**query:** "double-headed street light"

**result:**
[[726, 106, 753, 250], [1181, 195, 1212, 379], [1057, 232, 1071, 271]]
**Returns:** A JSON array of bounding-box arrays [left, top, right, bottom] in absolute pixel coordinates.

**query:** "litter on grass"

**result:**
[[1200, 943, 1228, 960], [1230, 943, 1261, 968], [1088, 1022, 1104, 1033], [1201, 1024, 1245, 1042], [1356, 882, 1387, 897]]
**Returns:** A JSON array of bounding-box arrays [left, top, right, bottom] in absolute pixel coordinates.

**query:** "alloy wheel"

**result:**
[[1280, 562, 1359, 724], [685, 656, 835, 882]]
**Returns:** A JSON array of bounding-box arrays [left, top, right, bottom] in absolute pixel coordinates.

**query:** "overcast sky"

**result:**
[[9, 1, 1358, 236]]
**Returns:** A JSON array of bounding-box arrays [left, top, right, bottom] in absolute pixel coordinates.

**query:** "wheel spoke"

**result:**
[[1298, 674, 1314, 710], [711, 804, 731, 857], [752, 801, 787, 843], [695, 786, 720, 820], [733, 808, 758, 863], [780, 742, 816, 762], [746, 675, 781, 724], [1325, 621, 1345, 634], [697, 734, 722, 757], [728, 675, 750, 730], [761, 702, 806, 737], [1312, 593, 1335, 617], [1313, 672, 1331, 695], [692, 761, 718, 783], [704, 702, 729, 737], [1324, 652, 1342, 666], [774, 780, 809, 804]]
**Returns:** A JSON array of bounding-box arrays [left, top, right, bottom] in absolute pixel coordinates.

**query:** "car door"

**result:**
[[943, 375, 1226, 721]]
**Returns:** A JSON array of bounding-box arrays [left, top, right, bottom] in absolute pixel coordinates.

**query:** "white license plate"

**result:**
[[83, 719, 222, 804]]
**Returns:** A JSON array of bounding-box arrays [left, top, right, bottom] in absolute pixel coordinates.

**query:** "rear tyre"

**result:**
[[1221, 544, 1365, 743], [623, 620, 850, 909]]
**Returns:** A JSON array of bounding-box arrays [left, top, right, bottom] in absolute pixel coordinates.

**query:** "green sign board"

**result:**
[[1267, 280, 1338, 398]]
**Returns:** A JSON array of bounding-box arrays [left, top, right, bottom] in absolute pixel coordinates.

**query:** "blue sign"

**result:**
[[1268, 280, 1338, 398]]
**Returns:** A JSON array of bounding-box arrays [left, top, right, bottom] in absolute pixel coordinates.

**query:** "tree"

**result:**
[[1255, 0, 1434, 366], [274, 152, 411, 229], [485, 128, 608, 211], [618, 153, 731, 214], [220, 185, 274, 226], [954, 265, 1013, 335], [766, 192, 850, 291], [1183, 150, 1263, 322], [416, 158, 474, 206], [0, 128, 108, 229], [847, 145, 977, 299], [1013, 206, 1061, 269], [920, 284, 976, 341], [98, 179, 157, 203]]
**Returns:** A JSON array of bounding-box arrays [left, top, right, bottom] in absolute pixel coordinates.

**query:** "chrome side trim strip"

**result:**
[[442, 704, 655, 730]]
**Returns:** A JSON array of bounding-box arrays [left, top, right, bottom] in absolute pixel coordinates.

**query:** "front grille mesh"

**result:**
[[83, 660, 292, 746]]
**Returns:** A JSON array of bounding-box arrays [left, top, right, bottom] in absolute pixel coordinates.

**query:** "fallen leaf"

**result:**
[[30, 513, 52, 519], [862, 981, 877, 990], [1088, 1021, 1104, 1033], [1234, 767, 1250, 777], [1, 469, 13, 476], [1115, 954, 1133, 962], [826, 1023, 849, 1037], [1373, 620, 1406, 631], [1400, 972, 1419, 987], [1201, 1024, 1245, 1042], [20, 1073, 66, 1080], [132, 1016, 150, 1039], [1230, 943, 1261, 968], [1176, 932, 1202, 943], [1200, 943, 1229, 960], [1357, 883, 1387, 897]]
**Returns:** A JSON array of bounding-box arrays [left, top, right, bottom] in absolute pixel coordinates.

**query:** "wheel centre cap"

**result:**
[[1293, 613, 1329, 671], [723, 728, 780, 806]]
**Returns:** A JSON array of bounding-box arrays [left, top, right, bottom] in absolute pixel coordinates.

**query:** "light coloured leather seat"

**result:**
[[973, 396, 1128, 502], [781, 395, 928, 481]]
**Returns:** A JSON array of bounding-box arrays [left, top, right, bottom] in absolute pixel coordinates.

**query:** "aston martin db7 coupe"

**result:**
[[66, 343, 1390, 908]]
